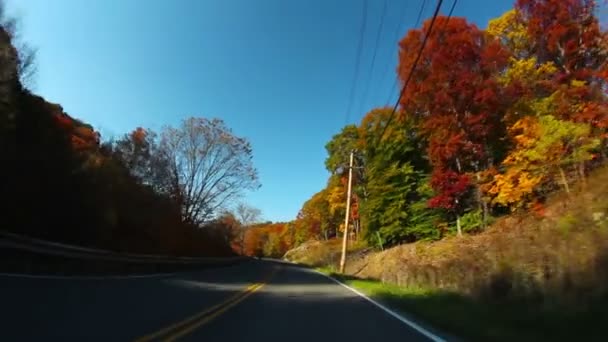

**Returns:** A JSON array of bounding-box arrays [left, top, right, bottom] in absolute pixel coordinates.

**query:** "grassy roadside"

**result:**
[[316, 267, 608, 342]]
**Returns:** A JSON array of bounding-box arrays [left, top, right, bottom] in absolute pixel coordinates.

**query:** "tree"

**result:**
[[325, 125, 360, 174], [515, 0, 605, 81], [236, 203, 262, 227], [243, 227, 263, 257], [0, 1, 36, 88], [514, 0, 608, 131], [263, 230, 282, 258], [364, 163, 438, 244], [280, 222, 296, 251], [111, 127, 172, 194], [0, 1, 241, 258], [294, 189, 335, 241], [358, 108, 438, 245], [398, 16, 510, 235], [326, 178, 346, 221], [487, 8, 530, 59], [159, 117, 260, 225], [234, 203, 262, 254], [324, 124, 368, 240], [489, 115, 599, 206]]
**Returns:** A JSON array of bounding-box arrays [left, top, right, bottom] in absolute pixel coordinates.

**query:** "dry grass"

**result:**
[[294, 168, 608, 340], [291, 167, 608, 311], [283, 238, 366, 268], [346, 167, 608, 309]]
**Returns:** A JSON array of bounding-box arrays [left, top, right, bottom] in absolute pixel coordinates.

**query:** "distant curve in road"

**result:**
[[2, 259, 439, 341]]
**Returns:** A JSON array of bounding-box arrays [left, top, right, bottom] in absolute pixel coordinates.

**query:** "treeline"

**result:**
[[1, 10, 258, 256], [250, 0, 608, 254]]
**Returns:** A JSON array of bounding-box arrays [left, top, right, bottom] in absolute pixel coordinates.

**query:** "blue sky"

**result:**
[[10, 0, 514, 222]]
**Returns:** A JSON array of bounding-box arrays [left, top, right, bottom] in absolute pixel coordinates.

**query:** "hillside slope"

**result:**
[[285, 167, 608, 340], [292, 166, 608, 299]]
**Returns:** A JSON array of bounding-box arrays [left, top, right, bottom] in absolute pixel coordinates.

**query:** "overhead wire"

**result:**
[[343, 0, 369, 125], [358, 0, 388, 117], [440, 0, 458, 34], [384, 0, 428, 106], [375, 0, 412, 104], [377, 0, 448, 142]]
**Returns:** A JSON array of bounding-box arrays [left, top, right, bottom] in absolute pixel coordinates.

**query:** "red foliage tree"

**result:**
[[516, 0, 608, 128], [516, 0, 605, 81], [397, 17, 510, 221]]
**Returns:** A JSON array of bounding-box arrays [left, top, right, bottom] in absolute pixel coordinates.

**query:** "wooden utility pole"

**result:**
[[339, 150, 354, 274]]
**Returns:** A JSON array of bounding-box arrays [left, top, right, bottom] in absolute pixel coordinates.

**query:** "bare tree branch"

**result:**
[[0, 0, 37, 89], [159, 117, 260, 225]]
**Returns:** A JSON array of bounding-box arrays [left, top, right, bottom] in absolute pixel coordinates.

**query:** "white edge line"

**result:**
[[315, 270, 446, 342], [0, 272, 178, 280]]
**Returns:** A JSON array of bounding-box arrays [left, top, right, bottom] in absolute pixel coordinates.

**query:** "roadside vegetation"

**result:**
[[320, 271, 607, 342], [243, 0, 608, 257], [1, 3, 258, 257], [241, 0, 608, 339], [310, 165, 608, 341], [4, 0, 608, 336]]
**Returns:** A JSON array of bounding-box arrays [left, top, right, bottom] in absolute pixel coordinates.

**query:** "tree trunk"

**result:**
[[482, 200, 488, 230], [475, 172, 488, 230], [578, 162, 586, 185], [376, 231, 384, 251], [239, 232, 244, 255], [456, 215, 462, 237], [558, 166, 570, 194]]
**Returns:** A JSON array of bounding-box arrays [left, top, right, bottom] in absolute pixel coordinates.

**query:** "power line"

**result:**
[[378, 0, 446, 142], [413, 0, 429, 32], [385, 0, 457, 107], [384, 0, 428, 105], [375, 0, 412, 103], [359, 0, 388, 116], [343, 0, 369, 125], [440, 0, 458, 34]]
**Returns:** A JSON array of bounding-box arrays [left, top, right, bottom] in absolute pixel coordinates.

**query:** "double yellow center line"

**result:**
[[136, 268, 277, 341]]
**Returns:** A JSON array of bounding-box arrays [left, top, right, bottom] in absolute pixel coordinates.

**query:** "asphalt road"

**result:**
[[1, 259, 438, 341]]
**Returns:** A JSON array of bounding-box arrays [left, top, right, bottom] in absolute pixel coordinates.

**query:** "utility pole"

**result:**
[[339, 150, 354, 274]]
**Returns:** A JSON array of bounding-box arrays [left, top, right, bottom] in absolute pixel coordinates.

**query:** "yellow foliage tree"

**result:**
[[497, 57, 557, 87], [489, 115, 599, 207], [487, 9, 529, 57]]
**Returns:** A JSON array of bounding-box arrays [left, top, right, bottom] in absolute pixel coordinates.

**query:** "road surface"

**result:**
[[1, 259, 439, 341]]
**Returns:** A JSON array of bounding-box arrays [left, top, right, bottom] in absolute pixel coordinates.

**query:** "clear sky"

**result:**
[[10, 0, 514, 222]]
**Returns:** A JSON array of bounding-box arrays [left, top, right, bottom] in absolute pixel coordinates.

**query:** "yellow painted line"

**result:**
[[163, 282, 266, 341], [134, 283, 260, 342], [162, 267, 279, 341]]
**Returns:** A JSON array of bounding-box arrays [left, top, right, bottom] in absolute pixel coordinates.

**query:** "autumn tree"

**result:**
[[159, 118, 260, 225], [294, 189, 335, 241], [261, 223, 286, 258], [326, 177, 347, 226], [357, 108, 438, 245], [325, 125, 366, 239], [487, 9, 530, 59], [234, 203, 262, 254], [111, 127, 173, 194], [280, 222, 296, 251], [325, 125, 360, 173], [398, 16, 510, 235], [516, 0, 606, 82], [515, 0, 608, 131], [0, 1, 242, 257], [243, 227, 265, 257], [2, 1, 36, 230], [485, 2, 608, 210], [489, 115, 599, 206], [0, 1, 36, 89]]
